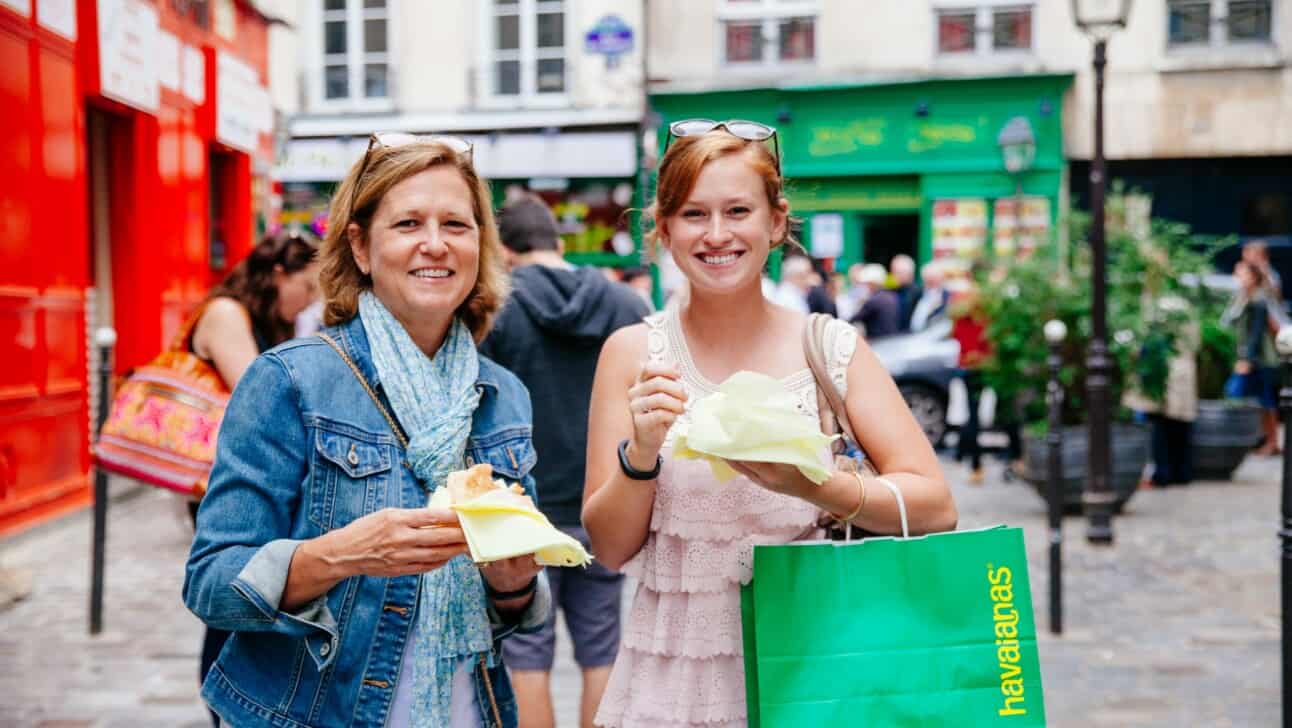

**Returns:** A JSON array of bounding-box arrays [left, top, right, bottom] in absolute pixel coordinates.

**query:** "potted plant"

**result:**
[[976, 211, 1220, 511], [1191, 314, 1263, 479]]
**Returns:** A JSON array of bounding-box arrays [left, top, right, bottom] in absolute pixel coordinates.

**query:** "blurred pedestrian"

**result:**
[[891, 254, 919, 331], [950, 285, 991, 484], [772, 254, 813, 313], [1125, 295, 1199, 487], [805, 260, 838, 317], [850, 263, 901, 338], [835, 263, 868, 321], [1224, 259, 1282, 455], [480, 194, 648, 728], [184, 136, 547, 727], [185, 232, 318, 725], [583, 120, 954, 728], [1242, 239, 1283, 303], [908, 259, 950, 332], [620, 266, 657, 311]]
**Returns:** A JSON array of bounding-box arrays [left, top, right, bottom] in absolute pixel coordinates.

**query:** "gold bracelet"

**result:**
[[836, 471, 867, 523]]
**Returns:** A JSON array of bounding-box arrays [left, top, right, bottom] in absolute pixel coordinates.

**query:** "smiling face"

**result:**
[[348, 165, 480, 349], [660, 151, 787, 296]]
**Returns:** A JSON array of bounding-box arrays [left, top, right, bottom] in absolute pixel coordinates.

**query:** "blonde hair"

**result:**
[[644, 131, 794, 257], [318, 141, 508, 342]]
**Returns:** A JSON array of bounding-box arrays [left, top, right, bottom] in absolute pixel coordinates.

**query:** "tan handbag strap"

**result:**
[[316, 332, 409, 449], [802, 313, 858, 446]]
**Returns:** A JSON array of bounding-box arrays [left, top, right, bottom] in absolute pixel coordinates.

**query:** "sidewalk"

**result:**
[[0, 457, 1281, 726]]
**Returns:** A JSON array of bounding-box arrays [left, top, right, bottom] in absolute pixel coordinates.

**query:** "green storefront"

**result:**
[[650, 73, 1073, 274]]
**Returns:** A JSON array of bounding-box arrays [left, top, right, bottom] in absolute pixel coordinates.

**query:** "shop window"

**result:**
[[484, 0, 567, 103], [1168, 0, 1272, 47], [936, 5, 1034, 57], [319, 0, 390, 106], [719, 0, 818, 67]]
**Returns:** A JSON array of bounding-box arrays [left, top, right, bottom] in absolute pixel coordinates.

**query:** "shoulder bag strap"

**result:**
[[802, 313, 858, 446], [316, 332, 409, 449]]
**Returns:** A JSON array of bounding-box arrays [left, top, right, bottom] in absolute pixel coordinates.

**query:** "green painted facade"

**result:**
[[650, 74, 1073, 273]]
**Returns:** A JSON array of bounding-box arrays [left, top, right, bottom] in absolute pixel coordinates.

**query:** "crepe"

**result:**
[[429, 464, 592, 567], [671, 370, 837, 484]]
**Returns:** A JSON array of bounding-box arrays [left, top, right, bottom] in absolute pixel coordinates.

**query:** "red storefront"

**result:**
[[0, 0, 274, 536]]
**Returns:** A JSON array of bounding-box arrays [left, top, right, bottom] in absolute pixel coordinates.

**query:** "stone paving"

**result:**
[[0, 455, 1281, 727]]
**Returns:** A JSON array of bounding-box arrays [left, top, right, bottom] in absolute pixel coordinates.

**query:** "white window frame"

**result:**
[[1166, 0, 1276, 51], [312, 0, 395, 113], [477, 0, 571, 110], [716, 0, 820, 71], [932, 1, 1037, 61]]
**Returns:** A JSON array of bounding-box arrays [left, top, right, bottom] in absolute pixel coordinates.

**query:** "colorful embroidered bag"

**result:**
[[93, 303, 230, 497]]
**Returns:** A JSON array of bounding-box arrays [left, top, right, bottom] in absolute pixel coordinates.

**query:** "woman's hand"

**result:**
[[1235, 359, 1253, 375], [725, 460, 815, 500], [625, 362, 687, 469], [480, 556, 543, 613], [324, 507, 469, 579]]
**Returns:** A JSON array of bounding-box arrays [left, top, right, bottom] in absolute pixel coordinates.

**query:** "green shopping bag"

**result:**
[[741, 483, 1045, 727]]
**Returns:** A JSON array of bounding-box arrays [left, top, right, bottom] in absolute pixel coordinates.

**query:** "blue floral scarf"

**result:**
[[359, 292, 492, 727]]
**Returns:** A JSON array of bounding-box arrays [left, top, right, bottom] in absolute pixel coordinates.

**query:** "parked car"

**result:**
[[869, 317, 960, 447]]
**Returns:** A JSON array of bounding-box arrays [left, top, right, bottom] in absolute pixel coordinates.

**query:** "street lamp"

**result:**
[[1071, 0, 1132, 546], [1275, 324, 1292, 726], [998, 116, 1037, 254], [1044, 319, 1068, 635]]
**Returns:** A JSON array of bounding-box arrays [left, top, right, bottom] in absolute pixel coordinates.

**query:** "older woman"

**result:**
[[184, 134, 548, 728]]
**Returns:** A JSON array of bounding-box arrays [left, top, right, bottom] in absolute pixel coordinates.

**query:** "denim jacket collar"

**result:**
[[332, 313, 503, 394]]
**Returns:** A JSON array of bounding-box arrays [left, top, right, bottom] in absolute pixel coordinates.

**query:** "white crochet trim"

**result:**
[[823, 317, 858, 399]]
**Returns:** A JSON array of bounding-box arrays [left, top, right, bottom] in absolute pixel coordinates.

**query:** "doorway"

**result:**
[[860, 214, 920, 268]]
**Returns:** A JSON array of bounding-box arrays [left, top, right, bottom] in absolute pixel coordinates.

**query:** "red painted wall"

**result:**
[[0, 0, 272, 537]]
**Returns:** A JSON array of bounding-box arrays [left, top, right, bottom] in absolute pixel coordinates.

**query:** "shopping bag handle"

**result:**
[[846, 476, 909, 541]]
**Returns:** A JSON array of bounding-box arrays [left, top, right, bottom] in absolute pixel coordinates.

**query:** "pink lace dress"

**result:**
[[595, 308, 857, 728]]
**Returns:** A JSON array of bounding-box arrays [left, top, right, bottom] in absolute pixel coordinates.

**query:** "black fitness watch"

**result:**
[[618, 439, 662, 480], [485, 576, 538, 601]]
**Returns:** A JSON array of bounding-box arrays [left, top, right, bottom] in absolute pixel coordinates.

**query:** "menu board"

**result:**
[[931, 198, 987, 260], [992, 196, 1051, 259]]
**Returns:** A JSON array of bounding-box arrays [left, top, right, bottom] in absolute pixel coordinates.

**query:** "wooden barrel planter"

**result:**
[[1022, 423, 1149, 514], [1192, 399, 1263, 480]]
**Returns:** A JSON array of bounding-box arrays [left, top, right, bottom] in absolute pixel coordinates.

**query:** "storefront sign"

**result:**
[[157, 30, 181, 92], [0, 0, 30, 18], [216, 50, 272, 153], [584, 14, 634, 68], [98, 0, 160, 114], [932, 198, 987, 260], [810, 213, 845, 259], [37, 0, 77, 40], [182, 44, 205, 104]]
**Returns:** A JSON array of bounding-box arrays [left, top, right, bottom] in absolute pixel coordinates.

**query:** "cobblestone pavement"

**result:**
[[0, 455, 1281, 727]]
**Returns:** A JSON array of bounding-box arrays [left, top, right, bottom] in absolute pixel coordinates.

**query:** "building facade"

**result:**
[[0, 0, 278, 536], [277, 0, 647, 266], [645, 0, 1291, 269]]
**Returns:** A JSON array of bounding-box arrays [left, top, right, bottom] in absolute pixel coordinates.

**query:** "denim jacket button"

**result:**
[[347, 444, 359, 466]]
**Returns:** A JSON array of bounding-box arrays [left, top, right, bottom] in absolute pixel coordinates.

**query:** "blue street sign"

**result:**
[[584, 14, 634, 57]]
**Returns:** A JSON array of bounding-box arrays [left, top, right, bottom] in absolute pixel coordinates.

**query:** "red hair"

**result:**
[[644, 131, 791, 255]]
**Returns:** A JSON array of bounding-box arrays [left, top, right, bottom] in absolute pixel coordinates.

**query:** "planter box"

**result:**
[[1022, 424, 1149, 514], [1192, 399, 1263, 480]]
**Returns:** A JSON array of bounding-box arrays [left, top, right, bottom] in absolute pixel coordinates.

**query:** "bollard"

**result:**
[[89, 327, 116, 635], [1276, 325, 1292, 727], [1043, 319, 1067, 636]]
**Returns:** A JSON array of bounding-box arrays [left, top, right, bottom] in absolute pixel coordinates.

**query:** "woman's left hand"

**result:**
[[480, 555, 543, 599], [725, 460, 815, 500]]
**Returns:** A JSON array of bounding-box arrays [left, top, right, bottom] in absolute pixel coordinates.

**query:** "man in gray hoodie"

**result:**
[[480, 195, 649, 728]]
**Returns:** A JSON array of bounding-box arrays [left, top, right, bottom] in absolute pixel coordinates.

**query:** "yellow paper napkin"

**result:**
[[428, 487, 593, 567], [672, 370, 837, 484]]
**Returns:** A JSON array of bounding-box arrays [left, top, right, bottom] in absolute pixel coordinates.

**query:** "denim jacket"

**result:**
[[183, 315, 549, 728]]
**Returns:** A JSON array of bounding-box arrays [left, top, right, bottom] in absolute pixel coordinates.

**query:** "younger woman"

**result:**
[[582, 121, 956, 727]]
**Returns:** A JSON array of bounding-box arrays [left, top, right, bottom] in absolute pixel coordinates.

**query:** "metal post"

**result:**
[[1085, 38, 1115, 545], [1047, 335, 1065, 635], [1280, 351, 1292, 727], [89, 328, 116, 635]]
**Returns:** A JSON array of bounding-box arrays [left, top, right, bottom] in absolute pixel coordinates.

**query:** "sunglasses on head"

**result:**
[[663, 118, 781, 172], [348, 132, 474, 221]]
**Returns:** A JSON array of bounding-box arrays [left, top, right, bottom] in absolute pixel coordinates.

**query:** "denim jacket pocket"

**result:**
[[309, 424, 395, 531], [466, 427, 536, 483]]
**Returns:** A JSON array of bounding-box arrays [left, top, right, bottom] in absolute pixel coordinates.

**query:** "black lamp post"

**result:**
[[998, 116, 1037, 256], [1044, 319, 1068, 635], [1276, 325, 1292, 727], [1071, 0, 1132, 546], [89, 326, 116, 635]]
